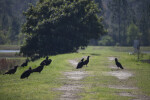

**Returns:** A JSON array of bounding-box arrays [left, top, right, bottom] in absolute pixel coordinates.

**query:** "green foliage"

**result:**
[[127, 23, 142, 45], [98, 35, 114, 46], [106, 0, 150, 46], [0, 31, 9, 44], [94, 0, 103, 10], [0, 0, 38, 45], [21, 0, 106, 57], [138, 0, 150, 46], [108, 0, 134, 46]]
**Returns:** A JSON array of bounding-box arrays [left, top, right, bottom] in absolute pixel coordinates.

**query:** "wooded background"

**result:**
[[0, 0, 150, 46]]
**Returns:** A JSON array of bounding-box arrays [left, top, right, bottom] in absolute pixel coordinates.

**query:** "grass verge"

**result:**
[[0, 46, 150, 100]]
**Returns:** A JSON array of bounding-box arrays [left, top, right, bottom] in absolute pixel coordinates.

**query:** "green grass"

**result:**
[[79, 46, 150, 100], [0, 53, 83, 100], [0, 46, 150, 100]]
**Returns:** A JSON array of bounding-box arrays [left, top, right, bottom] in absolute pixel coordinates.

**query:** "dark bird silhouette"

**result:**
[[115, 58, 124, 69], [46, 56, 48, 60], [20, 67, 32, 79], [45, 59, 52, 65], [31, 65, 45, 73], [40, 56, 52, 66], [3, 65, 18, 75], [83, 56, 90, 67], [81, 58, 84, 61], [21, 60, 29, 67], [40, 60, 46, 66], [76, 58, 84, 69]]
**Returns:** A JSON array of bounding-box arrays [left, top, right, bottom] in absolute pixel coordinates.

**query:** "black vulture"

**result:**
[[40, 60, 46, 66], [20, 67, 32, 79], [81, 58, 84, 61], [46, 56, 49, 60], [45, 59, 52, 66], [115, 58, 124, 69], [76, 58, 84, 69], [21, 60, 29, 67], [3, 65, 18, 75], [40, 56, 52, 66], [83, 56, 90, 67], [31, 65, 44, 73]]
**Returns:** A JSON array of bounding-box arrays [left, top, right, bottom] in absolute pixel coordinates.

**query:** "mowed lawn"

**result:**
[[0, 46, 150, 100]]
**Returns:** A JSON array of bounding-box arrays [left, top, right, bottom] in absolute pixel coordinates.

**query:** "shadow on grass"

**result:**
[[140, 59, 150, 63], [80, 53, 101, 56]]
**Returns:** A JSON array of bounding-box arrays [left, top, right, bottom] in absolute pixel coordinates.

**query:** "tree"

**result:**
[[108, 0, 134, 46], [127, 23, 141, 45], [108, 0, 121, 44], [8, 17, 20, 44], [20, 0, 106, 57], [0, 0, 38, 45], [0, 0, 13, 44], [138, 0, 150, 46], [94, 0, 103, 11]]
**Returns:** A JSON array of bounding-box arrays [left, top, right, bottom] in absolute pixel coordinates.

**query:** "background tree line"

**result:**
[[0, 0, 150, 46], [0, 0, 37, 44], [95, 0, 150, 46]]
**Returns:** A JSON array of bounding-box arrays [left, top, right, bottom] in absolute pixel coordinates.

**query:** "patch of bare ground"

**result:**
[[68, 60, 78, 68], [108, 85, 138, 90], [132, 95, 150, 100], [117, 92, 150, 100], [107, 57, 116, 61], [56, 84, 83, 100], [105, 70, 133, 80], [106, 56, 133, 80], [109, 65, 117, 69], [118, 92, 137, 98], [64, 71, 88, 80], [55, 59, 88, 100]]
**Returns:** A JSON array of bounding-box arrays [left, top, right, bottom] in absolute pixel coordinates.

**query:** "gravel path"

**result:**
[[56, 59, 88, 100]]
